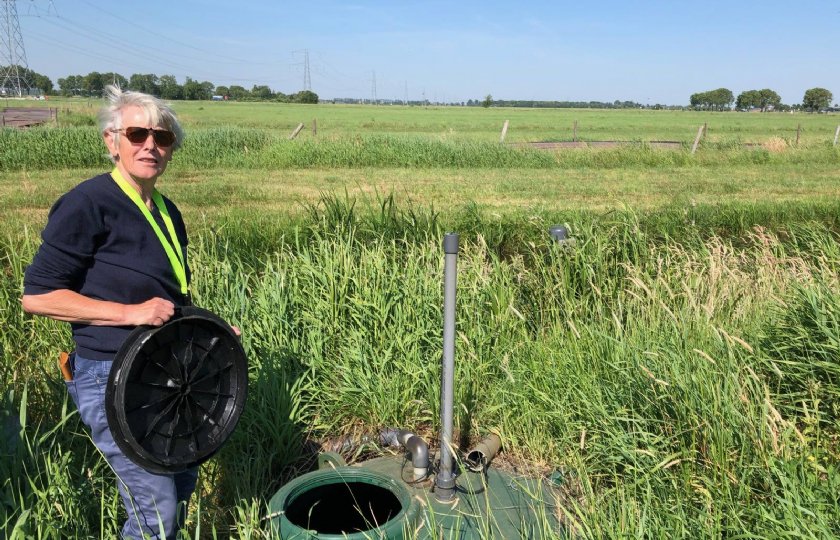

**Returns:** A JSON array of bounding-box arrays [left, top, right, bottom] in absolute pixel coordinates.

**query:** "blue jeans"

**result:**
[[65, 354, 199, 539]]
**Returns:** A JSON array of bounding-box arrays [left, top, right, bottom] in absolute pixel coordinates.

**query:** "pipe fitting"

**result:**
[[379, 428, 430, 480]]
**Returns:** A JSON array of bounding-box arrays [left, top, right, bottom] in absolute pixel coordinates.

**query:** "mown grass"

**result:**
[[2, 197, 839, 537], [6, 98, 839, 145], [5, 163, 840, 233]]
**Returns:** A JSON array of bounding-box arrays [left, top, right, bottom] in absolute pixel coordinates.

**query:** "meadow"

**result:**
[[1, 101, 839, 538], [6, 97, 840, 143]]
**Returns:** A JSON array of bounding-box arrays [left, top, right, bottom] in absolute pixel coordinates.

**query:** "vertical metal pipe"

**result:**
[[435, 233, 458, 501]]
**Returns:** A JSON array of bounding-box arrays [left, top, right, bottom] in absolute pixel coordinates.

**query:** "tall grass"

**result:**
[[2, 199, 839, 537], [2, 126, 839, 170]]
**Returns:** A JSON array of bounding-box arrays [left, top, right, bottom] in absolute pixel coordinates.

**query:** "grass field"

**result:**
[[2, 101, 839, 538], [6, 96, 840, 144]]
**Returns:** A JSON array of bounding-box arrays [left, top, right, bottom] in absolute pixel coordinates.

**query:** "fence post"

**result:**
[[289, 123, 305, 140], [499, 120, 509, 143], [834, 125, 840, 146], [691, 125, 705, 154], [796, 124, 801, 146], [703, 122, 707, 139], [312, 118, 317, 136], [573, 120, 578, 142]]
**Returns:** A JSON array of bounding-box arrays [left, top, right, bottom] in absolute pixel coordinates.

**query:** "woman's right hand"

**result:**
[[123, 297, 175, 326]]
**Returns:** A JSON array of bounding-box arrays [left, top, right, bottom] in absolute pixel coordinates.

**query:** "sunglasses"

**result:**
[[112, 127, 176, 147]]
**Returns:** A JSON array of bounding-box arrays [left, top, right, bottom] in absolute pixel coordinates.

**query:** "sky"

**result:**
[[12, 0, 840, 105]]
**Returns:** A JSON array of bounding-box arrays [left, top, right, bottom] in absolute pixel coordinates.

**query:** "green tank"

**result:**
[[268, 453, 561, 539]]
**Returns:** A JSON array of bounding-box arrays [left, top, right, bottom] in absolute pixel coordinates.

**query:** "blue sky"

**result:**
[[16, 0, 840, 105]]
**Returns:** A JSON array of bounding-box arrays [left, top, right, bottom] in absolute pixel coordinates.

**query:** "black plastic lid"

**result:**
[[105, 306, 248, 474]]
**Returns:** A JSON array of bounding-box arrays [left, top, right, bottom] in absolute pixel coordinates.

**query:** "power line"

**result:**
[[26, 29, 148, 69], [309, 52, 379, 96], [41, 11, 256, 68], [38, 16, 201, 74], [1, 0, 31, 96], [22, 0, 56, 17], [27, 19, 285, 87], [78, 0, 269, 66]]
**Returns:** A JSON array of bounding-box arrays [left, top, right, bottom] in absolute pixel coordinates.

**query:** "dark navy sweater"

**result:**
[[23, 173, 190, 360]]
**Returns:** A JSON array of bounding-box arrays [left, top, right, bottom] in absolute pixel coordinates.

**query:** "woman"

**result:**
[[22, 85, 195, 539]]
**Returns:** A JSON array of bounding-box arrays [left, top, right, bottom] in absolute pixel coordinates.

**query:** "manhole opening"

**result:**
[[285, 481, 402, 534]]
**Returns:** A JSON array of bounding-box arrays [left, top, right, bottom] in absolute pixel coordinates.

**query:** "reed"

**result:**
[[2, 199, 838, 537]]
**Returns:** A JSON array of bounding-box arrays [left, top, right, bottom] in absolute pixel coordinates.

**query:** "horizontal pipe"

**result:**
[[465, 433, 502, 473]]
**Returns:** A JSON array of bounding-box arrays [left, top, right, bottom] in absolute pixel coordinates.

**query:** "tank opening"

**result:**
[[284, 481, 403, 534]]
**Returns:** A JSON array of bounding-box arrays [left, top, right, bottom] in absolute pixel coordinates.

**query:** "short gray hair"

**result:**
[[98, 85, 184, 151]]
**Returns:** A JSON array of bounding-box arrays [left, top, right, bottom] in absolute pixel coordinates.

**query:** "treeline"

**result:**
[[3, 64, 834, 111], [689, 88, 734, 111], [0, 65, 317, 103], [691, 87, 834, 112]]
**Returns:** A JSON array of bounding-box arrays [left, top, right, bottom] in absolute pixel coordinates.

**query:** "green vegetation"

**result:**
[[2, 118, 839, 171], [6, 98, 840, 143], [3, 199, 840, 537], [1, 102, 838, 537], [689, 88, 735, 111], [737, 89, 783, 112], [803, 88, 834, 112], [1, 126, 837, 171]]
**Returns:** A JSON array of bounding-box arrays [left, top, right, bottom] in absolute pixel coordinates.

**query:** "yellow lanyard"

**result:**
[[110, 168, 188, 295]]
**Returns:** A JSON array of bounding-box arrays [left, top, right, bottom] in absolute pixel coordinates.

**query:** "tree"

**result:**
[[29, 72, 53, 94], [292, 90, 319, 104], [227, 85, 249, 100], [709, 88, 734, 110], [101, 72, 128, 89], [128, 73, 160, 95], [251, 84, 273, 100], [482, 94, 493, 108], [736, 89, 780, 111], [199, 81, 215, 99], [214, 85, 229, 98], [757, 89, 781, 111], [159, 75, 183, 100], [736, 90, 760, 110], [802, 87, 833, 111], [82, 72, 105, 97], [182, 77, 213, 100], [689, 92, 700, 108], [57, 74, 83, 96], [690, 88, 734, 110]]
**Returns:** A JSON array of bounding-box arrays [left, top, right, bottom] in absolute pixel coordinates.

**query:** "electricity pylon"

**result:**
[[1, 0, 31, 97]]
